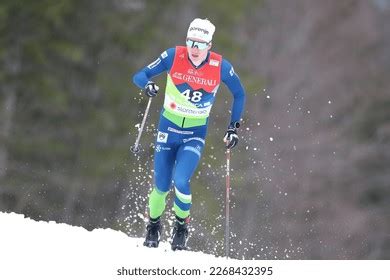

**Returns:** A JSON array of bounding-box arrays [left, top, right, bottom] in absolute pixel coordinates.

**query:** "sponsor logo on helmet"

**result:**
[[189, 27, 209, 35]]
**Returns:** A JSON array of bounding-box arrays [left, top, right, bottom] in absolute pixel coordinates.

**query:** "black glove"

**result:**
[[223, 121, 240, 149], [144, 81, 159, 97]]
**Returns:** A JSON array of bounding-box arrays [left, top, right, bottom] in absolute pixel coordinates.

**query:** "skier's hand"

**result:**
[[223, 122, 240, 149], [144, 81, 159, 98]]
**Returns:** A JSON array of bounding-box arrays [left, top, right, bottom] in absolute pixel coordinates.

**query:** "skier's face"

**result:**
[[186, 37, 211, 66]]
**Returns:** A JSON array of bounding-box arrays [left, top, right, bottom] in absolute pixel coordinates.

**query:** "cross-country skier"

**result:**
[[132, 18, 246, 250]]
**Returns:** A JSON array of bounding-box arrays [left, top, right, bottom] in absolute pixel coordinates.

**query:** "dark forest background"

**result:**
[[1, 0, 389, 259]]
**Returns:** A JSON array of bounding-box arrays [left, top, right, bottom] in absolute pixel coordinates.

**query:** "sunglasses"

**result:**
[[186, 39, 210, 50]]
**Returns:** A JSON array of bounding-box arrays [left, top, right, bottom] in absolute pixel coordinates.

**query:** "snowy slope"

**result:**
[[0, 212, 386, 280], [0, 212, 221, 280]]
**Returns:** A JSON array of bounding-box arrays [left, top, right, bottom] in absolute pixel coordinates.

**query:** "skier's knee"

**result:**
[[154, 176, 171, 192], [173, 175, 189, 191]]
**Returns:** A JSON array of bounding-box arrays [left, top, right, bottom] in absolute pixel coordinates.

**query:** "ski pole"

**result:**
[[130, 97, 152, 154], [225, 146, 231, 259]]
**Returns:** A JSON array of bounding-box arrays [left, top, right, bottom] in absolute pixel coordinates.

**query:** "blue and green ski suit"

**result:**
[[132, 46, 245, 220]]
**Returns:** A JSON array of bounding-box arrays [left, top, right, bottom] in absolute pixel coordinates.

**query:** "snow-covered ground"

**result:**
[[0, 212, 221, 279], [0, 212, 386, 280]]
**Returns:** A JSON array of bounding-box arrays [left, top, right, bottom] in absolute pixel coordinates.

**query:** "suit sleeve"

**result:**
[[132, 48, 175, 89], [221, 58, 246, 124]]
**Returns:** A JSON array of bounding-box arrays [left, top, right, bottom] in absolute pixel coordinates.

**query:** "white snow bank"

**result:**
[[0, 212, 221, 280], [0, 212, 386, 280]]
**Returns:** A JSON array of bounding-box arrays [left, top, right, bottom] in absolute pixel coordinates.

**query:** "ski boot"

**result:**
[[143, 218, 161, 248], [171, 217, 189, 251]]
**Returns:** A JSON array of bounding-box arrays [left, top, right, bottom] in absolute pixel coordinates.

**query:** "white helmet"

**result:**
[[187, 18, 215, 42]]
